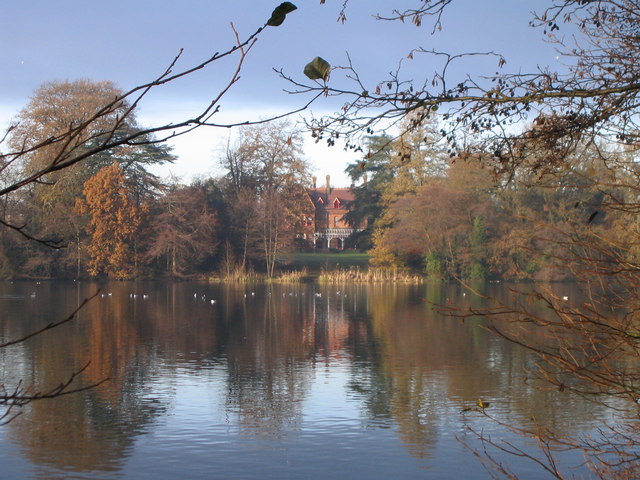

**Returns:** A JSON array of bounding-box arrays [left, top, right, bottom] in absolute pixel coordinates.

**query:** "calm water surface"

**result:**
[[0, 281, 606, 479]]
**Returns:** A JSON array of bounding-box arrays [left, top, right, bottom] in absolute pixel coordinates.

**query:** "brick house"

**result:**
[[301, 175, 365, 250]]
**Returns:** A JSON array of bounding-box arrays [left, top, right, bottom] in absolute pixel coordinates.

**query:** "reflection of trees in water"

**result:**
[[473, 283, 616, 430], [226, 363, 308, 438], [222, 284, 314, 438], [347, 365, 441, 459], [10, 372, 167, 479], [1, 280, 614, 476], [5, 281, 168, 476], [339, 285, 443, 459], [335, 283, 611, 459]]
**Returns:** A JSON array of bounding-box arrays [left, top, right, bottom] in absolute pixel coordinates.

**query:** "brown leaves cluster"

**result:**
[[75, 162, 144, 279]]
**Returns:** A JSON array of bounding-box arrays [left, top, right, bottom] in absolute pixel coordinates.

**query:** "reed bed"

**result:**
[[271, 269, 309, 283], [318, 267, 423, 284], [211, 266, 423, 284], [211, 267, 261, 284]]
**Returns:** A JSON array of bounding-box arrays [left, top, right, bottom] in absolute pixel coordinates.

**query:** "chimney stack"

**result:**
[[312, 176, 317, 189], [325, 175, 331, 195]]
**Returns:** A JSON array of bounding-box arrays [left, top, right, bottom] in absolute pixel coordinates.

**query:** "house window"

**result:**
[[317, 197, 324, 204], [334, 216, 339, 227], [333, 198, 341, 208]]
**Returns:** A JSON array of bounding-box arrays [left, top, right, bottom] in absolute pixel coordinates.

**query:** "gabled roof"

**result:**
[[306, 187, 355, 209]]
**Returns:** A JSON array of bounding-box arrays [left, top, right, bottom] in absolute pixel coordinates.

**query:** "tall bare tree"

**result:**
[[146, 183, 218, 277], [218, 120, 310, 276]]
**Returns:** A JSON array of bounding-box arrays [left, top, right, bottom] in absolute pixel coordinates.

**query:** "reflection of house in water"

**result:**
[[310, 288, 366, 356], [301, 175, 365, 250]]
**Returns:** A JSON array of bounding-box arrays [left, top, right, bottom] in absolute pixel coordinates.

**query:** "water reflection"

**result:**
[[0, 281, 606, 479], [1, 282, 169, 478]]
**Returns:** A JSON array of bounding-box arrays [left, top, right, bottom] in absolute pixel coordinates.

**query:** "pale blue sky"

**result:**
[[1, 1, 560, 184]]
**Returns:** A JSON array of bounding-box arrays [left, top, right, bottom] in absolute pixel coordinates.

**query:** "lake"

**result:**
[[0, 280, 606, 479]]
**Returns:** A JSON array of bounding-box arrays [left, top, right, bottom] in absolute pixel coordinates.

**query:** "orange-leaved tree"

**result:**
[[75, 162, 144, 279]]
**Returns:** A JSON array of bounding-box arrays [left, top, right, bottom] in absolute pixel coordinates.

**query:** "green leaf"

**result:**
[[267, 2, 297, 26], [303, 56, 331, 81]]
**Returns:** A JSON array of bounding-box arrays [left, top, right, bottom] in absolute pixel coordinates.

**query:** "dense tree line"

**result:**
[[349, 118, 620, 283], [1, 80, 626, 284], [0, 80, 311, 280]]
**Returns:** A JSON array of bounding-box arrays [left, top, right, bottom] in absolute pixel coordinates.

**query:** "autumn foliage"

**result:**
[[75, 162, 143, 279], [146, 184, 218, 276]]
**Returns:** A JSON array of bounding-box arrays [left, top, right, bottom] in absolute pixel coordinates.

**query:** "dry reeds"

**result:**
[[271, 269, 309, 283], [318, 267, 423, 284], [211, 266, 261, 284], [211, 266, 423, 284]]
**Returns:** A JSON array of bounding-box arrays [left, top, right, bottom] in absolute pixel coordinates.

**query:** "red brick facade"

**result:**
[[301, 175, 364, 250]]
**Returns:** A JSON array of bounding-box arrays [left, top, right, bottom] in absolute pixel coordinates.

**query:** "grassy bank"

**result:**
[[280, 252, 371, 273]]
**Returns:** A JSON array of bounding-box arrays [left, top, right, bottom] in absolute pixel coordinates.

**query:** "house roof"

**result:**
[[306, 187, 355, 208]]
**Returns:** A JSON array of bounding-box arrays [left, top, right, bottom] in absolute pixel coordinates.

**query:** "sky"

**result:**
[[1, 1, 562, 186]]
